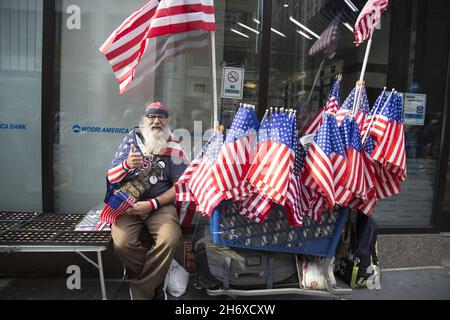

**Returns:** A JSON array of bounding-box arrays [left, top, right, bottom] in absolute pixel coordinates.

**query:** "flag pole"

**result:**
[[211, 31, 219, 129], [307, 59, 326, 105], [362, 88, 395, 145], [353, 35, 372, 115], [359, 36, 373, 83]]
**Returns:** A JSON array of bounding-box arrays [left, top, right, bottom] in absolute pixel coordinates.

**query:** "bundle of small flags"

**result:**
[[176, 83, 407, 226]]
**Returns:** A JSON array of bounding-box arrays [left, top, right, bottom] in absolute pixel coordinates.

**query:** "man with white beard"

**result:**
[[106, 102, 188, 300]]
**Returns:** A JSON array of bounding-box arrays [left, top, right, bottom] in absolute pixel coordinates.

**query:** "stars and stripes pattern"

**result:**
[[303, 76, 342, 135], [126, 29, 211, 93], [188, 131, 226, 217], [285, 138, 307, 226], [176, 90, 406, 225], [336, 85, 370, 133], [303, 114, 348, 208], [309, 15, 341, 59], [213, 104, 260, 201], [354, 0, 389, 46], [100, 0, 216, 94], [100, 191, 136, 224], [246, 110, 295, 206]]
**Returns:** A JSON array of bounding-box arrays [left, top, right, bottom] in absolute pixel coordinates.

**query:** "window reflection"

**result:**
[[269, 0, 448, 226]]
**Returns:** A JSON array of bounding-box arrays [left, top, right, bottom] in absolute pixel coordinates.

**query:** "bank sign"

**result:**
[[221, 67, 245, 99], [72, 125, 130, 134]]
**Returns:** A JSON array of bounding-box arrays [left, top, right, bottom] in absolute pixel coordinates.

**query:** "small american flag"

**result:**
[[362, 90, 388, 138], [354, 0, 389, 46], [100, 191, 136, 224], [100, 0, 216, 94], [213, 105, 260, 201], [309, 15, 340, 59], [189, 131, 225, 217], [303, 114, 347, 208], [345, 119, 366, 199], [238, 112, 272, 223], [285, 138, 307, 227], [246, 110, 295, 205], [303, 77, 342, 135], [336, 86, 370, 132]]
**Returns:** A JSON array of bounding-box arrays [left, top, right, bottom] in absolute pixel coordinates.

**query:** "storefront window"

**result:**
[[0, 0, 43, 211], [219, 0, 262, 129], [54, 0, 215, 213], [269, 0, 449, 226]]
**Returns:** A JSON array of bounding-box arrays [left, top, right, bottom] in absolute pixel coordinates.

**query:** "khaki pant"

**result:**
[[111, 204, 181, 300]]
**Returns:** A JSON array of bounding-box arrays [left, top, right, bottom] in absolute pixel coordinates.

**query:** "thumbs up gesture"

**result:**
[[126, 144, 143, 169]]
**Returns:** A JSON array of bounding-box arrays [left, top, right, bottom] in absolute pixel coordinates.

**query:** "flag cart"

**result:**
[[206, 202, 353, 299]]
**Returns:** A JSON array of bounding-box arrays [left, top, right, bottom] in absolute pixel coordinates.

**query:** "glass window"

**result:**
[[219, 0, 262, 129], [269, 0, 449, 226], [54, 0, 215, 213], [0, 0, 43, 212]]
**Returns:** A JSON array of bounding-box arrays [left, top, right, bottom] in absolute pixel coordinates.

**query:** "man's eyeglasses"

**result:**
[[146, 115, 168, 121]]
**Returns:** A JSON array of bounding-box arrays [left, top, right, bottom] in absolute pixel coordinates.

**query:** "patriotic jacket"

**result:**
[[104, 127, 189, 214]]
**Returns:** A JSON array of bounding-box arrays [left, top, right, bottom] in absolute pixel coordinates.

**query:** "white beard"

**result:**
[[139, 118, 170, 156]]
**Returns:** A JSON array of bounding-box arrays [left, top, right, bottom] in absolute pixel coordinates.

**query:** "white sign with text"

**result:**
[[404, 93, 427, 126], [221, 67, 245, 99]]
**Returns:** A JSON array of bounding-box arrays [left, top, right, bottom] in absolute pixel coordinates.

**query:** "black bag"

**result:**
[[335, 210, 381, 289], [193, 224, 298, 290]]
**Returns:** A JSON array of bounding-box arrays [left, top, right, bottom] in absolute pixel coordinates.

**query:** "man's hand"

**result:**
[[125, 201, 154, 219], [126, 145, 143, 169]]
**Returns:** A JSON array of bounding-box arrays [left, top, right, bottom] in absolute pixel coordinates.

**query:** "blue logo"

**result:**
[[72, 124, 130, 135], [72, 125, 81, 133]]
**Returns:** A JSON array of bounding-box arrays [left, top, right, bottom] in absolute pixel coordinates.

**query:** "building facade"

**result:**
[[1, 0, 449, 235]]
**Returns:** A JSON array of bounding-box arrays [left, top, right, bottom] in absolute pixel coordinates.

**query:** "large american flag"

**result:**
[[303, 76, 342, 135], [354, 0, 389, 46], [100, 0, 216, 94], [246, 110, 295, 205], [188, 131, 225, 217], [309, 15, 340, 59], [213, 105, 260, 201], [126, 29, 211, 94]]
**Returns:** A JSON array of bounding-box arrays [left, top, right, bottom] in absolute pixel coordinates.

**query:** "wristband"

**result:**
[[122, 160, 132, 171], [149, 198, 160, 211]]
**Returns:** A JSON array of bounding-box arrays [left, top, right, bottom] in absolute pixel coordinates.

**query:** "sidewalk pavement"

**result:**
[[1, 266, 449, 300]]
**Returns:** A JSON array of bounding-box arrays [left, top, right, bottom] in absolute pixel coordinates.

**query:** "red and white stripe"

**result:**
[[246, 141, 294, 205], [303, 109, 323, 135], [100, 195, 136, 224], [303, 142, 335, 208], [354, 0, 389, 46], [189, 156, 225, 217], [126, 29, 210, 93], [100, 0, 216, 94], [108, 160, 132, 184], [285, 175, 303, 227], [239, 193, 273, 224], [213, 135, 253, 199], [345, 147, 366, 199]]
